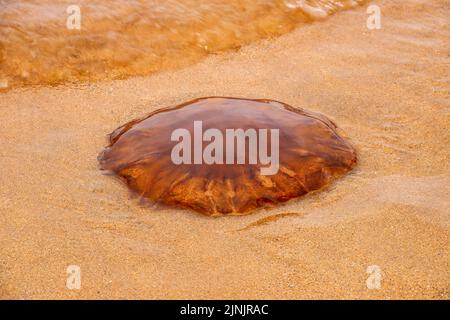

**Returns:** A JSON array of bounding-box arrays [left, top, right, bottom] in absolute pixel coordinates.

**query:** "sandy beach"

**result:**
[[0, 0, 449, 299]]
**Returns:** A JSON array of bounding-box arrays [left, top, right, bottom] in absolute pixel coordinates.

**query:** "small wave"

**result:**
[[0, 0, 366, 89]]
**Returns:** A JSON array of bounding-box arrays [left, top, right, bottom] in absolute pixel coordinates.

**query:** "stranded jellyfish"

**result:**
[[98, 97, 356, 216]]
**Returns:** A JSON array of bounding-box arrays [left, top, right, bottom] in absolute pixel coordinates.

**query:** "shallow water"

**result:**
[[0, 0, 365, 89], [0, 0, 448, 299]]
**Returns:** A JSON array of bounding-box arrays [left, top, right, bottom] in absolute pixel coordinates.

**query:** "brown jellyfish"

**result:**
[[98, 97, 356, 216]]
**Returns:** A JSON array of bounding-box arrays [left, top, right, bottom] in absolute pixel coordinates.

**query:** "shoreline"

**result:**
[[0, 0, 449, 299]]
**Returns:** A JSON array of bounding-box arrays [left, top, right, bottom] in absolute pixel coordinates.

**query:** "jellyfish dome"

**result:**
[[98, 97, 357, 216]]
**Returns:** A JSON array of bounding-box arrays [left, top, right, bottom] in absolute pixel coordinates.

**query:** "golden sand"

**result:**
[[0, 0, 449, 298]]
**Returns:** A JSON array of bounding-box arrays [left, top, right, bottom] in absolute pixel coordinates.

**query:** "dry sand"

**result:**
[[0, 0, 449, 299]]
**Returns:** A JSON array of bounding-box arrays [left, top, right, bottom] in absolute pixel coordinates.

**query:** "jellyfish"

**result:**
[[98, 97, 356, 216]]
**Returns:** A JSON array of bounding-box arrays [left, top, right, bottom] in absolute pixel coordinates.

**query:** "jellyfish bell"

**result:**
[[170, 120, 280, 175], [98, 97, 357, 216]]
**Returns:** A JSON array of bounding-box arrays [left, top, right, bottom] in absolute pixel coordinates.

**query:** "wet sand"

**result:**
[[0, 0, 449, 299]]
